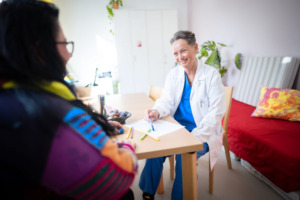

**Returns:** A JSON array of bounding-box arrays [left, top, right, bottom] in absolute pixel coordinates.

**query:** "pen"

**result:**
[[140, 133, 147, 140], [140, 129, 160, 141], [126, 127, 132, 139], [149, 116, 155, 131]]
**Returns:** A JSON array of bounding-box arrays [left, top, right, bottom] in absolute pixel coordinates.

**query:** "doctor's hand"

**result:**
[[145, 109, 160, 121]]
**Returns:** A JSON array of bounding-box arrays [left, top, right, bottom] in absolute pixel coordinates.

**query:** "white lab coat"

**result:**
[[153, 61, 226, 169]]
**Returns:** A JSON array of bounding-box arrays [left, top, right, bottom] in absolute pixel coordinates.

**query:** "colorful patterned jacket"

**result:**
[[0, 79, 138, 199]]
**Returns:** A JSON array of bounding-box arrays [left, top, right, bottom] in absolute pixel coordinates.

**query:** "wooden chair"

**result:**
[[149, 85, 163, 101], [75, 87, 96, 105], [156, 86, 233, 194]]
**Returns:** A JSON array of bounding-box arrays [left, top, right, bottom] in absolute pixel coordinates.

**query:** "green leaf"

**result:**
[[235, 53, 242, 70], [216, 49, 221, 63], [211, 41, 216, 50], [219, 66, 227, 77], [203, 41, 210, 46], [206, 50, 220, 66], [204, 41, 216, 52], [106, 5, 113, 19], [110, 29, 114, 35], [218, 43, 227, 47], [200, 47, 208, 58]]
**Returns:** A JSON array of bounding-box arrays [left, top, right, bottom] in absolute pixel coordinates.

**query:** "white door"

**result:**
[[114, 9, 178, 94]]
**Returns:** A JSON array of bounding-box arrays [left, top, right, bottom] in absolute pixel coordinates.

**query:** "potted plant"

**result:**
[[106, 0, 123, 34], [198, 41, 241, 77], [112, 1, 120, 9]]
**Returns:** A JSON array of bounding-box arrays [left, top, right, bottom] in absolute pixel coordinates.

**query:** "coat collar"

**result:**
[[176, 60, 206, 86], [195, 61, 206, 80]]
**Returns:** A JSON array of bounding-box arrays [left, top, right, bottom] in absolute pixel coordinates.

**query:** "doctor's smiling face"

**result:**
[[172, 39, 198, 71]]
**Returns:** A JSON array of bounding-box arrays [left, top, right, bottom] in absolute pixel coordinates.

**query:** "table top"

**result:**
[[105, 93, 203, 160]]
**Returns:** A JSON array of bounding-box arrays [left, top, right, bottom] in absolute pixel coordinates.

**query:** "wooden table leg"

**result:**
[[182, 152, 197, 200]]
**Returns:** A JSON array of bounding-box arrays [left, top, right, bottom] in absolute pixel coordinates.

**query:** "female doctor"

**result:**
[[139, 30, 226, 200]]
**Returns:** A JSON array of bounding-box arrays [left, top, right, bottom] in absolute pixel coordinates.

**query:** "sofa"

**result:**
[[226, 56, 300, 198]]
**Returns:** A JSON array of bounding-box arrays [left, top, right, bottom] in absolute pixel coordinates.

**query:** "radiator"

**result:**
[[233, 56, 300, 107]]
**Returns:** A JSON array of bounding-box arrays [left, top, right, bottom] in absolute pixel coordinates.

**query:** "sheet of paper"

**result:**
[[125, 119, 184, 138]]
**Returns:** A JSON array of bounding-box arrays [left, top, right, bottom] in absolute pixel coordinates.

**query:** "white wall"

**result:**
[[187, 0, 300, 90], [53, 0, 115, 85], [121, 0, 188, 30], [114, 9, 178, 94], [52, 0, 188, 87], [53, 0, 300, 90]]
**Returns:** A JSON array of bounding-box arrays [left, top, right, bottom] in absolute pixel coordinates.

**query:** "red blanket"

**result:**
[[228, 99, 300, 192]]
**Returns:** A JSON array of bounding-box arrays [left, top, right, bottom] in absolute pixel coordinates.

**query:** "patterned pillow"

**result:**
[[251, 87, 300, 121]]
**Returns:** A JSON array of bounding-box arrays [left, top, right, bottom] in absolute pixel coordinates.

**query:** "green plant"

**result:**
[[235, 53, 242, 70], [198, 41, 241, 77], [106, 0, 123, 34]]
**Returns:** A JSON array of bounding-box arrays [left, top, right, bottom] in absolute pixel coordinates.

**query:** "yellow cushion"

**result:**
[[251, 87, 300, 121]]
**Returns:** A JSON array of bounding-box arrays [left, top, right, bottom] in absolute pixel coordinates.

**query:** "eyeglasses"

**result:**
[[56, 41, 74, 55]]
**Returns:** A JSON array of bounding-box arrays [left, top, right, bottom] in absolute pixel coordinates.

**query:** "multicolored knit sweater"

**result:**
[[0, 79, 138, 199]]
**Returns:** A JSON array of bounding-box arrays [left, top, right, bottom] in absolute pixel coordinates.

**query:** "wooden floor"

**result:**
[[131, 151, 285, 200]]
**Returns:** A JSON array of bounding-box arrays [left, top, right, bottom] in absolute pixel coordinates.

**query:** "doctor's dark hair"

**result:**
[[0, 0, 66, 84], [170, 30, 196, 45]]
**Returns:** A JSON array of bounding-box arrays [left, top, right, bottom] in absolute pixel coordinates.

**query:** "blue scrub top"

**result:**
[[174, 73, 197, 132]]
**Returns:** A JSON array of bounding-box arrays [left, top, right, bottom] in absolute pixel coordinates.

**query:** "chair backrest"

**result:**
[[75, 87, 92, 98], [149, 86, 163, 101], [223, 87, 233, 136]]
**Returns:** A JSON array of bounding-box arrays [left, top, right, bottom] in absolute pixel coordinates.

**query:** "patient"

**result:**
[[0, 0, 137, 199]]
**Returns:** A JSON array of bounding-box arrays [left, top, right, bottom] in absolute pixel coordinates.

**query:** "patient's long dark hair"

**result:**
[[0, 0, 115, 136]]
